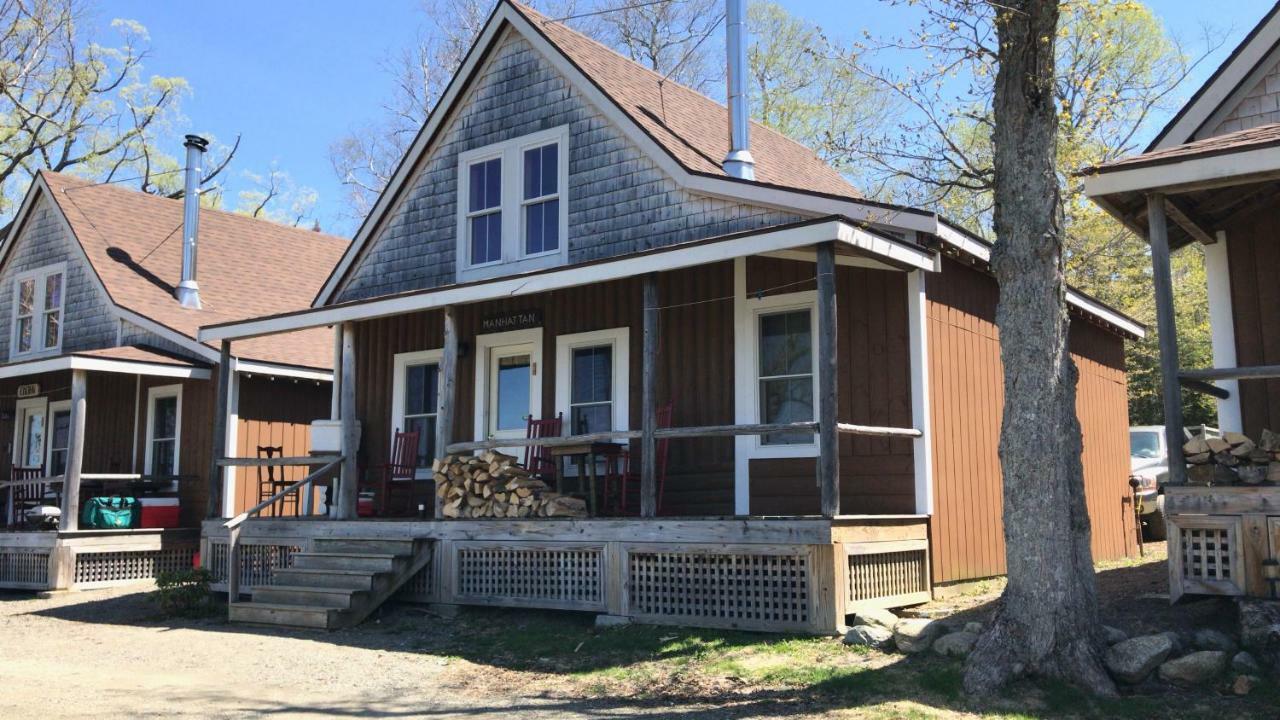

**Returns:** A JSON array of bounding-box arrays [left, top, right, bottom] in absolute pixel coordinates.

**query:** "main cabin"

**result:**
[[0, 148, 347, 591], [200, 0, 1142, 633]]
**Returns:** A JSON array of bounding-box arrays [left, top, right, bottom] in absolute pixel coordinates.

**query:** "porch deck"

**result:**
[[201, 514, 930, 634], [0, 527, 199, 591]]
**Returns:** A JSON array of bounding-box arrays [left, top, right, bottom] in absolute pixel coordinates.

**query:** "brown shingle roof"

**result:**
[[508, 1, 862, 200], [37, 170, 347, 370], [1087, 122, 1280, 175]]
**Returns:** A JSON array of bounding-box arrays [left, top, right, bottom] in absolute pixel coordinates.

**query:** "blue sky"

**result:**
[[104, 0, 1276, 236]]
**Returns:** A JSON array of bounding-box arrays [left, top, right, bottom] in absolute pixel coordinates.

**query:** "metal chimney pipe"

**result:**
[[177, 134, 207, 309], [722, 0, 755, 180]]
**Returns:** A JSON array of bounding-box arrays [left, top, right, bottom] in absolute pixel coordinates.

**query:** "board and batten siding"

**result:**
[[1223, 204, 1280, 438], [927, 258, 1135, 584], [227, 375, 330, 516], [334, 29, 803, 303]]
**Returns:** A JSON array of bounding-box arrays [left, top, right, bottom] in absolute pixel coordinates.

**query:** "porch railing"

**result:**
[[221, 456, 342, 602]]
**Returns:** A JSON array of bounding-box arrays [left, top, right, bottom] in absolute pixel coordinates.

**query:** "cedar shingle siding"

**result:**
[[1210, 54, 1280, 137], [0, 196, 117, 360], [336, 30, 803, 302]]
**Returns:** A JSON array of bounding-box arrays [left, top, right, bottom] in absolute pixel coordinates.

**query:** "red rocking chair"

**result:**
[[362, 429, 421, 516], [607, 402, 673, 516], [523, 413, 563, 484]]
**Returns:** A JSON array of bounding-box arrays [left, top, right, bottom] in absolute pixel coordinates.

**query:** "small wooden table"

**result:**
[[548, 442, 625, 516]]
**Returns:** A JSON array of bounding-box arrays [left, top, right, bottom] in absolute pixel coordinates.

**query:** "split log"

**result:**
[[432, 452, 587, 519]]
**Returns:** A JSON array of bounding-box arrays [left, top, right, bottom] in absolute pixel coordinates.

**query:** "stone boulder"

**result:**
[[843, 624, 894, 649], [963, 621, 983, 635], [894, 618, 944, 654], [1238, 599, 1280, 663], [932, 631, 978, 658], [852, 606, 900, 631], [1102, 625, 1127, 646], [1158, 651, 1228, 687], [1104, 634, 1174, 684], [1193, 628, 1237, 654], [1232, 651, 1262, 674]]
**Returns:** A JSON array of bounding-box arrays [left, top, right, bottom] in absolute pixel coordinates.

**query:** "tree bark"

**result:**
[[964, 0, 1116, 696]]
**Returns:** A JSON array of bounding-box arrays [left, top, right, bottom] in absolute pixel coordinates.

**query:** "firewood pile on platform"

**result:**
[[1183, 429, 1280, 485], [433, 451, 588, 518]]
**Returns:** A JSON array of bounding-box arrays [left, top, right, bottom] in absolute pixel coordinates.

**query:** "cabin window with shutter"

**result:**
[[457, 127, 569, 282], [392, 349, 443, 476], [11, 263, 66, 358], [757, 309, 815, 445]]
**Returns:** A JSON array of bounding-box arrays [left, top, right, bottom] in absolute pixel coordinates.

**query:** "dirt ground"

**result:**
[[0, 547, 1267, 720]]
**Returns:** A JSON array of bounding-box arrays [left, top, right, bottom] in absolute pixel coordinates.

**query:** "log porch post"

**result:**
[[817, 241, 840, 518], [337, 322, 360, 519], [435, 306, 458, 519], [641, 273, 658, 518], [1147, 193, 1185, 485], [59, 369, 87, 531], [207, 339, 232, 519]]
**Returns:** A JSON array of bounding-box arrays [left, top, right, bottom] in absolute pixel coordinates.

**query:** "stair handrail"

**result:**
[[223, 457, 342, 604]]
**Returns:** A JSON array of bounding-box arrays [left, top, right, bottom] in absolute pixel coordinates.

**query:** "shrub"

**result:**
[[153, 567, 217, 618]]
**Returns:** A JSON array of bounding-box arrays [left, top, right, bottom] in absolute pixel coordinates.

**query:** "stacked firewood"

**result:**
[[1183, 429, 1280, 485], [433, 450, 588, 518]]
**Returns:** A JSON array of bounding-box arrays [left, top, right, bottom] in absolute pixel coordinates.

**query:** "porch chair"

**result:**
[[362, 429, 421, 516], [256, 446, 295, 517], [523, 413, 563, 484], [11, 466, 58, 529], [607, 402, 674, 516]]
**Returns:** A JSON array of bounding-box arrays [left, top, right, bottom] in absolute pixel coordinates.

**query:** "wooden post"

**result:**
[[207, 340, 232, 519], [435, 306, 458, 519], [337, 322, 360, 520], [641, 273, 658, 518], [1148, 193, 1186, 485], [59, 369, 87, 532], [817, 241, 840, 517]]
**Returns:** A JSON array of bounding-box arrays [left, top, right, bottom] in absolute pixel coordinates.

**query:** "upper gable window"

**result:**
[[11, 262, 66, 358], [457, 126, 569, 282]]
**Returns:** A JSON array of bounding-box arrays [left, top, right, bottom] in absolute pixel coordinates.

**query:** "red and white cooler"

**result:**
[[138, 497, 180, 528]]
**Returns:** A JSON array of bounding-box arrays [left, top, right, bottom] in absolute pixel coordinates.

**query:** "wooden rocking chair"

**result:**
[[362, 429, 421, 516], [10, 466, 57, 529], [523, 413, 563, 484], [607, 402, 674, 516]]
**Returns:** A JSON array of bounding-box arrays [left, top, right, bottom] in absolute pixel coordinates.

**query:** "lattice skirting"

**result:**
[[1169, 515, 1245, 597], [71, 546, 199, 589], [206, 541, 303, 590], [0, 547, 51, 588], [453, 542, 604, 611], [847, 542, 930, 607], [398, 560, 435, 602], [627, 548, 812, 631]]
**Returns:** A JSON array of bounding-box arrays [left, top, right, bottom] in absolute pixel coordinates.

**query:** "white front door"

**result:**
[[474, 328, 543, 457], [13, 397, 48, 470]]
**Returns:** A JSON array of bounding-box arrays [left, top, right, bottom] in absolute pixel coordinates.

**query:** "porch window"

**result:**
[[47, 402, 70, 476], [145, 385, 182, 477], [456, 126, 569, 282], [555, 328, 630, 436], [392, 348, 443, 475], [11, 263, 66, 358], [757, 309, 814, 445]]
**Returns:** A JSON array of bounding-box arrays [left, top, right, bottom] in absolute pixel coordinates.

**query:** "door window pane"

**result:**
[[23, 412, 44, 468], [495, 354, 531, 431], [150, 395, 179, 476], [49, 410, 70, 476], [758, 309, 814, 445], [403, 362, 439, 467]]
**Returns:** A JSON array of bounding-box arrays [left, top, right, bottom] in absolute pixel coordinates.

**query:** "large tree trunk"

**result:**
[[963, 0, 1116, 696]]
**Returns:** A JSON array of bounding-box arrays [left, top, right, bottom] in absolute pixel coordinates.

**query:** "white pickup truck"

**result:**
[[1129, 425, 1219, 540]]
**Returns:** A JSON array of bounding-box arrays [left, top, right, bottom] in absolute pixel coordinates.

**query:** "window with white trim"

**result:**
[[47, 400, 71, 477], [392, 349, 443, 476], [555, 328, 629, 436], [457, 126, 569, 282], [145, 384, 182, 477], [11, 262, 66, 358]]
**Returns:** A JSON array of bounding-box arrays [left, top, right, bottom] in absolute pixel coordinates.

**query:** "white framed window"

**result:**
[[144, 384, 182, 477], [554, 328, 630, 436], [46, 400, 71, 477], [12, 396, 48, 470], [391, 348, 443, 478], [739, 290, 818, 458], [10, 262, 66, 358], [473, 328, 543, 449], [456, 126, 569, 282]]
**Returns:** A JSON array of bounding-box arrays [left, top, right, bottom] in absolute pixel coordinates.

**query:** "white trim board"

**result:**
[[0, 354, 211, 380], [391, 348, 443, 479], [1083, 144, 1280, 199], [906, 270, 934, 516], [1204, 234, 1243, 433], [204, 220, 932, 344], [143, 383, 183, 477], [234, 360, 332, 383]]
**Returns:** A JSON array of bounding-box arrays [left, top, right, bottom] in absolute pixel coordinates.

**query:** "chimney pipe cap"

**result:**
[[183, 135, 209, 151]]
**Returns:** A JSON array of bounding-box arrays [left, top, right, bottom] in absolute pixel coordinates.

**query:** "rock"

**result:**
[[1238, 599, 1280, 656], [1161, 631, 1185, 654], [1232, 674, 1259, 696], [852, 606, 899, 631], [1102, 625, 1128, 646], [1158, 651, 1228, 687], [894, 618, 944, 654], [1194, 628, 1238, 654], [964, 621, 984, 635], [1105, 634, 1174, 684], [932, 631, 978, 658], [593, 614, 631, 629], [1232, 651, 1262, 674], [843, 624, 894, 649]]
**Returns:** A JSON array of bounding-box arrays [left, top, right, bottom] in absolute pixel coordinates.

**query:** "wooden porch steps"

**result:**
[[228, 537, 431, 631]]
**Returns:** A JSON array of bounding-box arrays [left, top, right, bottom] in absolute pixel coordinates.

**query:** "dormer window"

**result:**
[[457, 126, 569, 282], [11, 262, 66, 358]]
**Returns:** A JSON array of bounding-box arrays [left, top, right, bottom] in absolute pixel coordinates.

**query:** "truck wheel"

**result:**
[[1143, 495, 1167, 542]]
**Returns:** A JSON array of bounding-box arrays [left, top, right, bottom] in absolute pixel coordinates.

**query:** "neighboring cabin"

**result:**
[[0, 150, 346, 591]]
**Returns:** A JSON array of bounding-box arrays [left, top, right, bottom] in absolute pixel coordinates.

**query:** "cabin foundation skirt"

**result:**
[[1165, 486, 1280, 602]]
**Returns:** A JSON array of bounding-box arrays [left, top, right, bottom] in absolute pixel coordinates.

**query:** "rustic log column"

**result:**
[[816, 241, 840, 517], [337, 322, 360, 519], [59, 369, 87, 531], [1148, 193, 1185, 484], [207, 340, 232, 519], [435, 306, 458, 519], [641, 273, 658, 518]]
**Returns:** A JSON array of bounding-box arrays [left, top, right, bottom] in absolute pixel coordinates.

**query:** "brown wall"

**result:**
[[1225, 205, 1280, 438], [228, 375, 331, 515], [927, 258, 1135, 584], [135, 374, 214, 527]]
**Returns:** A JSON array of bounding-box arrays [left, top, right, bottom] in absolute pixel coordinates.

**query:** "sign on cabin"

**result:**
[[481, 309, 543, 333], [15, 384, 39, 399]]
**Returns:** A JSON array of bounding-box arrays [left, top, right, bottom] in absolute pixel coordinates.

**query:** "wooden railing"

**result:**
[[220, 456, 342, 602]]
